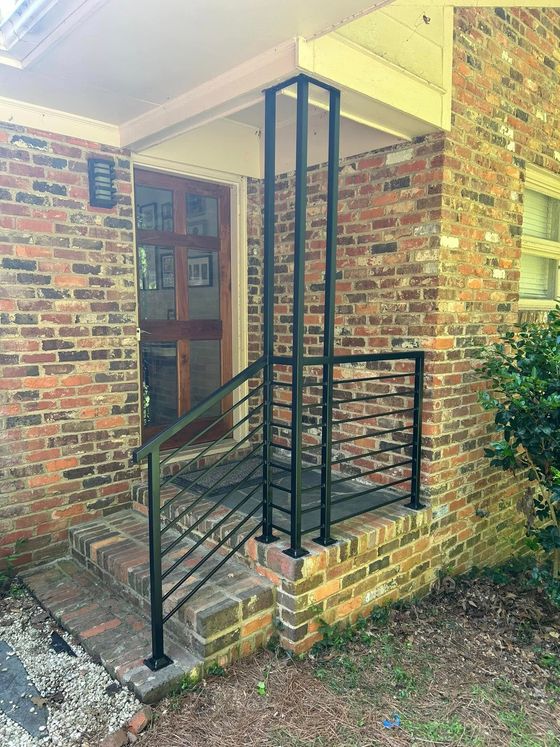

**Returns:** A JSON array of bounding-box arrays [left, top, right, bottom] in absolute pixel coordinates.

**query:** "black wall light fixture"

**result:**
[[87, 157, 117, 208]]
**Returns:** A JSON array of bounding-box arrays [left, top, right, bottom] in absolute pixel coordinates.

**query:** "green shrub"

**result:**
[[478, 307, 560, 578]]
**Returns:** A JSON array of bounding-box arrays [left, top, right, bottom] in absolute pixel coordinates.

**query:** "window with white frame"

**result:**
[[520, 167, 560, 308]]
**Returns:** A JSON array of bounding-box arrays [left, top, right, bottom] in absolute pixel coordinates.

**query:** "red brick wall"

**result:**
[[247, 7, 560, 576], [2, 6, 559, 580], [428, 5, 560, 569], [0, 125, 140, 568]]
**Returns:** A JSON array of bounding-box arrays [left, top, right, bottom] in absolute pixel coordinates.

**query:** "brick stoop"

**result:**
[[21, 558, 201, 703], [68, 510, 276, 662], [132, 481, 259, 568]]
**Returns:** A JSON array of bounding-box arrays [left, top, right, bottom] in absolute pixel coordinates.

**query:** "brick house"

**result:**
[[1, 1, 559, 698]]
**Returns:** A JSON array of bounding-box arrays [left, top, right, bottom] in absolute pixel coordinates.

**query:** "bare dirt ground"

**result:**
[[140, 565, 560, 747]]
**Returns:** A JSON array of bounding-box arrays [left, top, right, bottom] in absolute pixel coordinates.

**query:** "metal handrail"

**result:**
[[133, 357, 268, 673], [132, 356, 266, 463]]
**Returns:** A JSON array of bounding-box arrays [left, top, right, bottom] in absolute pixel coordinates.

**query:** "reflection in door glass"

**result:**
[[187, 249, 220, 319], [190, 340, 221, 416], [136, 186, 174, 232], [141, 343, 178, 426], [138, 246, 176, 321], [186, 194, 218, 237]]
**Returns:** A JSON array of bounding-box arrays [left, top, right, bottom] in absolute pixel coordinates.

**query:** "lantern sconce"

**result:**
[[87, 157, 117, 208]]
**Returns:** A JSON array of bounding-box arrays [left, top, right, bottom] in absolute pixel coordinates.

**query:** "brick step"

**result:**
[[132, 480, 260, 568], [21, 558, 202, 703], [68, 510, 275, 664]]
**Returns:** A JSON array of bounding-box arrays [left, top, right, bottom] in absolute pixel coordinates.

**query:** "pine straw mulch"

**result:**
[[140, 568, 560, 747]]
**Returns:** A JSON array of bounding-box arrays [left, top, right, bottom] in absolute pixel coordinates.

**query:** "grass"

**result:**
[[141, 562, 560, 747]]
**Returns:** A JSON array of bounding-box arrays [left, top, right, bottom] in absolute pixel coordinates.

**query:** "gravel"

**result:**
[[0, 587, 140, 747]]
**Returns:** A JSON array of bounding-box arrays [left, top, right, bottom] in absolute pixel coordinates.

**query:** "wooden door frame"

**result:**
[[134, 166, 234, 449]]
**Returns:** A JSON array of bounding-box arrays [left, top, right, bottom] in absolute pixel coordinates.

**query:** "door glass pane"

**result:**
[[141, 343, 177, 426], [187, 249, 220, 319], [190, 340, 221, 416], [186, 194, 218, 237], [136, 186, 174, 232], [138, 245, 176, 321]]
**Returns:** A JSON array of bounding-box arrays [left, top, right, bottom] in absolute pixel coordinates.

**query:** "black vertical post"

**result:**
[[314, 89, 340, 547], [407, 352, 425, 510], [285, 76, 309, 558], [144, 447, 172, 670], [257, 87, 278, 545]]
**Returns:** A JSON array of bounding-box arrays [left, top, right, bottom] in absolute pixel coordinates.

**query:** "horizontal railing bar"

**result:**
[[332, 373, 412, 385], [330, 424, 414, 448], [303, 492, 413, 535], [133, 356, 265, 461], [162, 507, 262, 618], [331, 390, 414, 406], [161, 401, 264, 490], [160, 381, 265, 469], [330, 459, 413, 488], [302, 424, 414, 450], [271, 380, 293, 389], [298, 459, 412, 496], [330, 492, 413, 527], [271, 400, 292, 409], [270, 482, 291, 493], [270, 502, 291, 515], [299, 460, 324, 473], [329, 476, 412, 507], [331, 441, 413, 466], [288, 390, 415, 414], [271, 420, 292, 430], [298, 458, 413, 498], [162, 480, 263, 581], [333, 406, 415, 426], [271, 442, 291, 452], [161, 439, 263, 539], [272, 352, 423, 366], [270, 460, 291, 472], [271, 523, 290, 535]]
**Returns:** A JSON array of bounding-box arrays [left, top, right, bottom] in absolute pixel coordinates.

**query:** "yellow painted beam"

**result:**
[[297, 34, 447, 131]]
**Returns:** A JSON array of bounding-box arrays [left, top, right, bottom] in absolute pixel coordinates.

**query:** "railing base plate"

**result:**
[[283, 547, 309, 559], [144, 654, 173, 671], [255, 533, 280, 544], [312, 536, 336, 547], [406, 501, 426, 511]]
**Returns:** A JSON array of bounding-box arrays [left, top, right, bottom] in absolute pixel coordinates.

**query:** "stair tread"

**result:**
[[70, 509, 270, 604], [22, 558, 202, 704], [69, 510, 276, 658]]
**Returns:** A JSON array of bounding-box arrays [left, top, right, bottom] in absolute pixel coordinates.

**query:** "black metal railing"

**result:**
[[132, 74, 425, 670], [267, 351, 424, 556], [132, 350, 423, 670], [132, 356, 270, 671]]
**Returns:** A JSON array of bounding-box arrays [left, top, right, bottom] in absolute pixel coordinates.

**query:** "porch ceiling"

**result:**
[[0, 0, 388, 122], [2, 0, 557, 169]]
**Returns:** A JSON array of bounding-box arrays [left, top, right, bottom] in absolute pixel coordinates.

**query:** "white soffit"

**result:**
[[139, 97, 401, 179], [0, 0, 388, 121], [0, 0, 450, 151]]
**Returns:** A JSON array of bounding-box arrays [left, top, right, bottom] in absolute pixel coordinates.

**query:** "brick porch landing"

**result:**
[[21, 510, 276, 702]]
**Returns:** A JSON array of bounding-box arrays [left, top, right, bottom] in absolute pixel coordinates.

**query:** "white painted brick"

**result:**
[[386, 148, 414, 165], [440, 235, 459, 248]]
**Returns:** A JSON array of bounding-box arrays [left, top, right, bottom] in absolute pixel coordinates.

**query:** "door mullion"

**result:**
[[177, 339, 190, 416]]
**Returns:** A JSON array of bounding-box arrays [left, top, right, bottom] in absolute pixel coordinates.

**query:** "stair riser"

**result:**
[[69, 513, 276, 666], [132, 492, 257, 569]]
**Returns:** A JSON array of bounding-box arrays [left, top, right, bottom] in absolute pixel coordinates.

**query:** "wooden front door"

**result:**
[[135, 169, 232, 449]]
